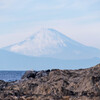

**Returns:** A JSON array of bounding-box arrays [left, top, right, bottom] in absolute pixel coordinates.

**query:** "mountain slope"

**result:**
[[5, 28, 100, 60], [0, 49, 100, 70]]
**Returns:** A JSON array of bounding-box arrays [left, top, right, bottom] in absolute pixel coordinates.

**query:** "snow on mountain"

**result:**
[[10, 28, 67, 56], [5, 28, 100, 60]]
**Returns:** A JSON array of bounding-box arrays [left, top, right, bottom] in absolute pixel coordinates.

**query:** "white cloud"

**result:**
[[0, 0, 64, 10], [60, 0, 100, 9], [0, 0, 99, 11]]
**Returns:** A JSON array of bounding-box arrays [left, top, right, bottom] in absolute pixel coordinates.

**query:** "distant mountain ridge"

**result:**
[[0, 49, 100, 70], [5, 28, 100, 60]]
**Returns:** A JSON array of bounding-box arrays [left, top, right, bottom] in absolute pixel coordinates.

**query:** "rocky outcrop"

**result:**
[[21, 70, 50, 79], [0, 64, 100, 100]]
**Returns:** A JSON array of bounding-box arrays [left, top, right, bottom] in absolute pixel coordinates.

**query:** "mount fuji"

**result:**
[[1, 28, 100, 70], [5, 28, 100, 60]]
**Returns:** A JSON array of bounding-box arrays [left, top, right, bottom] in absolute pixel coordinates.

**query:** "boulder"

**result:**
[[21, 70, 37, 79], [21, 70, 50, 79]]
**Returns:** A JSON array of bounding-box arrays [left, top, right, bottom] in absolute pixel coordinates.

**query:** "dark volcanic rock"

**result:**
[[21, 70, 37, 79], [21, 70, 50, 79], [0, 64, 100, 100]]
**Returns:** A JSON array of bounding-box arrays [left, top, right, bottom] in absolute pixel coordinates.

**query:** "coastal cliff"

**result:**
[[0, 64, 100, 100]]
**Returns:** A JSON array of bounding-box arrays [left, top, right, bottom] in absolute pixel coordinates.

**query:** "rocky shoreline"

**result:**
[[0, 64, 100, 100]]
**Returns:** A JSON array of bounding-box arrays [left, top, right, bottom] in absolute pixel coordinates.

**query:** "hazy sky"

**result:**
[[0, 0, 100, 49]]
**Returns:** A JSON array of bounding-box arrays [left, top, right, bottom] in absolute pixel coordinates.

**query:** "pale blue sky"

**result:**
[[0, 0, 100, 49]]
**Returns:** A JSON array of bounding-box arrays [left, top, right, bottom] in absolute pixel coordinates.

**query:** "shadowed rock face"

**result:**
[[0, 64, 100, 100]]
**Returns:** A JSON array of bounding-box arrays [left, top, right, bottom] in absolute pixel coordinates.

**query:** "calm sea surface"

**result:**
[[0, 71, 25, 82]]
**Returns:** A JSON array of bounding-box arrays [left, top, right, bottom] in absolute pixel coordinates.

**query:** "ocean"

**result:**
[[0, 71, 25, 82]]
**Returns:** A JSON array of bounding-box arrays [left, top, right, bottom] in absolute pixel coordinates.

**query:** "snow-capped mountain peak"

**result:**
[[6, 28, 100, 60], [9, 28, 68, 56]]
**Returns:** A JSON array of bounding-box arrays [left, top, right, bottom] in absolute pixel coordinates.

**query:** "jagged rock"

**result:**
[[0, 64, 100, 100], [21, 69, 50, 79], [21, 70, 37, 79]]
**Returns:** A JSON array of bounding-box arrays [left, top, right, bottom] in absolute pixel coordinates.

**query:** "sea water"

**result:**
[[0, 71, 25, 82]]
